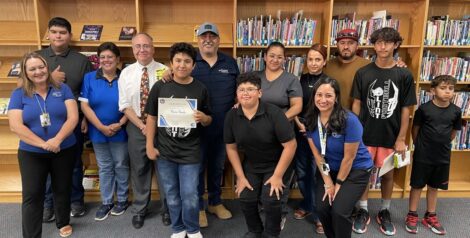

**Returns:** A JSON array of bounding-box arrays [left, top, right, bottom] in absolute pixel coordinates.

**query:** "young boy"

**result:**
[[145, 42, 212, 238], [405, 75, 462, 235], [351, 27, 417, 236]]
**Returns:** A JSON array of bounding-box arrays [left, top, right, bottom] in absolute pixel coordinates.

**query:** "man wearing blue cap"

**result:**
[[193, 22, 239, 228]]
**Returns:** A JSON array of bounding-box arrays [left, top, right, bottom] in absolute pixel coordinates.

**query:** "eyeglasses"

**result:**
[[133, 44, 152, 50], [237, 87, 259, 94]]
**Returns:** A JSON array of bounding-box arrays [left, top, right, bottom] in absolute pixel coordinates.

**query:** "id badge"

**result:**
[[40, 113, 51, 127]]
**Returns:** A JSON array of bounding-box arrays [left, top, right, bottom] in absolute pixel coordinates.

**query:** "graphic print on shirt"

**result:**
[[166, 127, 191, 138], [366, 79, 398, 119]]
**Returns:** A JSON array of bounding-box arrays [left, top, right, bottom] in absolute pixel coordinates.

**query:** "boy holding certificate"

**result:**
[[145, 42, 212, 238]]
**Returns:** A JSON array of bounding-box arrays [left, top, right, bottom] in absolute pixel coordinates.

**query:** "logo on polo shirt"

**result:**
[[52, 91, 63, 97], [218, 69, 229, 74]]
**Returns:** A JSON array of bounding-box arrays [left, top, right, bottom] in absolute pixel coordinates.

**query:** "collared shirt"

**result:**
[[79, 69, 127, 143], [37, 46, 92, 99], [118, 60, 168, 116], [8, 84, 76, 153], [224, 101, 295, 173]]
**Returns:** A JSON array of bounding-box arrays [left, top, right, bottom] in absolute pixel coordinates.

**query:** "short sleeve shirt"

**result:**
[[224, 102, 295, 173], [256, 70, 303, 111], [413, 101, 461, 165], [307, 111, 373, 171], [351, 63, 417, 148], [8, 84, 76, 153], [79, 69, 127, 143], [145, 80, 211, 164]]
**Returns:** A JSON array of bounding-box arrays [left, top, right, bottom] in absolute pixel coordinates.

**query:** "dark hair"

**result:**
[[236, 72, 261, 89], [265, 41, 285, 56], [431, 75, 457, 88], [305, 77, 347, 134], [370, 27, 403, 53], [169, 42, 197, 64], [48, 17, 72, 33], [97, 42, 120, 57], [308, 43, 327, 61]]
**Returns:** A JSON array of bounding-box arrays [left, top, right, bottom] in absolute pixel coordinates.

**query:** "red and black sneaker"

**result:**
[[422, 213, 446, 235], [405, 212, 419, 234]]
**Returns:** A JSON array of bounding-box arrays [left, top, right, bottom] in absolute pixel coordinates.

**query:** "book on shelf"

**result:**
[[82, 168, 99, 190], [80, 25, 103, 41], [0, 98, 10, 114], [330, 10, 399, 46], [369, 167, 381, 190], [236, 51, 305, 77], [237, 10, 317, 46], [7, 61, 21, 77], [452, 124, 470, 150], [420, 50, 470, 82], [80, 52, 100, 70], [424, 15, 470, 46], [119, 26, 136, 40], [418, 90, 470, 117]]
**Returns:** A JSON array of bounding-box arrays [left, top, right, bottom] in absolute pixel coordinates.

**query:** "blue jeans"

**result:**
[[93, 142, 129, 204], [44, 120, 85, 208], [198, 131, 225, 209], [158, 158, 200, 234], [294, 133, 319, 221]]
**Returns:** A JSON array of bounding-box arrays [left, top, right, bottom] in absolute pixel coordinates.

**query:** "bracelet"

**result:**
[[324, 184, 333, 189], [336, 179, 344, 185]]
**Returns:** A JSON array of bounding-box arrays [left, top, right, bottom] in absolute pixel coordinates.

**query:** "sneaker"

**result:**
[[171, 230, 187, 238], [111, 201, 128, 216], [70, 203, 86, 217], [293, 208, 311, 220], [280, 214, 287, 230], [422, 213, 446, 235], [187, 231, 203, 238], [208, 204, 232, 219], [43, 207, 55, 223], [376, 209, 396, 236], [405, 212, 419, 234], [352, 208, 370, 234], [199, 210, 208, 228], [95, 204, 114, 221]]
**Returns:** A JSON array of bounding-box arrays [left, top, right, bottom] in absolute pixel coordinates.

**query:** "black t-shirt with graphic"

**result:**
[[145, 80, 211, 164], [413, 101, 461, 165], [351, 63, 416, 148]]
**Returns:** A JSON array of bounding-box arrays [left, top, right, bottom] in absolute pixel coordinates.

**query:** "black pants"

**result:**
[[239, 168, 292, 237], [18, 146, 76, 238], [315, 168, 370, 238]]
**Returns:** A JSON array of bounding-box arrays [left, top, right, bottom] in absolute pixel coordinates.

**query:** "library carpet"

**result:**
[[0, 198, 469, 237]]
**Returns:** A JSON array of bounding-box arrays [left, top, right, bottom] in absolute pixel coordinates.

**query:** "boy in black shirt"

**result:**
[[145, 42, 212, 238], [351, 27, 417, 235], [405, 75, 461, 235]]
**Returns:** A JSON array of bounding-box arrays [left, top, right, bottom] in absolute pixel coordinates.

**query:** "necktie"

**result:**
[[140, 67, 149, 123]]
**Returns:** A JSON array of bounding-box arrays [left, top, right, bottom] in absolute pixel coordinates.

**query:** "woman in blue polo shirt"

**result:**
[[79, 42, 129, 221], [8, 52, 78, 238], [305, 77, 373, 238]]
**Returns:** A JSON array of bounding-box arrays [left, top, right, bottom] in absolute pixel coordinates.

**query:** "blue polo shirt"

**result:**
[[79, 69, 127, 143], [307, 112, 373, 171], [8, 84, 77, 153], [192, 52, 239, 134]]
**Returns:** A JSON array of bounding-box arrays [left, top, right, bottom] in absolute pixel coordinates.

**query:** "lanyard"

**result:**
[[34, 94, 47, 114], [317, 115, 327, 157]]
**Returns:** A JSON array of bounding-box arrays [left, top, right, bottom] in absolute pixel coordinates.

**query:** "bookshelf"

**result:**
[[0, 0, 469, 202]]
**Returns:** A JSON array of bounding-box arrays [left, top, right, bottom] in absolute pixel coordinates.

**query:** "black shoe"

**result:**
[[132, 214, 145, 229], [162, 212, 171, 226], [43, 207, 55, 223], [70, 203, 86, 217]]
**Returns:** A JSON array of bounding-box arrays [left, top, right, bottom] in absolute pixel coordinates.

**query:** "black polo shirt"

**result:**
[[224, 101, 295, 173]]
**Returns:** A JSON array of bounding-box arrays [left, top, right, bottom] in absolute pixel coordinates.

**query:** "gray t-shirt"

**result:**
[[256, 70, 303, 111]]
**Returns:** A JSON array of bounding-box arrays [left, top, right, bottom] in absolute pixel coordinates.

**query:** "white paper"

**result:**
[[378, 151, 395, 177], [158, 97, 197, 128]]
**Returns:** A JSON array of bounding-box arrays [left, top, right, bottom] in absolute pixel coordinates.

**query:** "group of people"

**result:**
[[7, 15, 459, 238]]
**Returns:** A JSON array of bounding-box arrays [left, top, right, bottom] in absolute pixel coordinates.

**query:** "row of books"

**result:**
[[0, 98, 9, 114], [80, 25, 136, 41], [424, 15, 470, 46], [236, 52, 305, 77], [236, 10, 317, 46], [330, 10, 400, 46], [420, 50, 470, 82], [453, 124, 470, 151], [418, 90, 470, 117]]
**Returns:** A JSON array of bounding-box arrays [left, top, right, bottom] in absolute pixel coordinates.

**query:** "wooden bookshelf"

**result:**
[[0, 0, 469, 202]]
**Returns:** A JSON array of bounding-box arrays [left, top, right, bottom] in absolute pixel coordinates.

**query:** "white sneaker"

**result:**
[[187, 231, 203, 238], [170, 230, 187, 238]]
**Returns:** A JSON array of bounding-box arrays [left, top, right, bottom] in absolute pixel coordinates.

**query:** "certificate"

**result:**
[[158, 98, 197, 128]]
